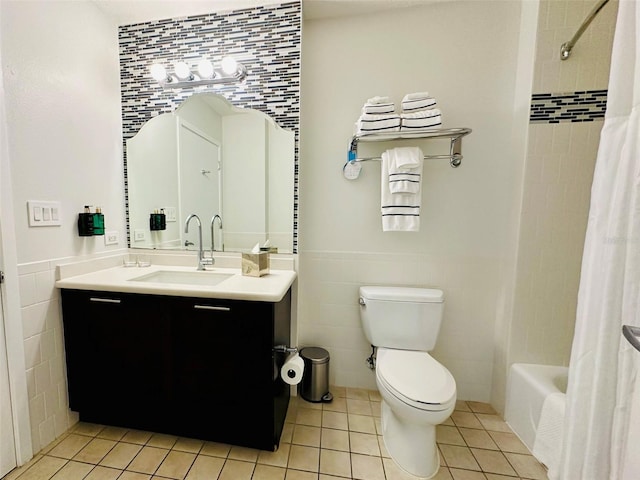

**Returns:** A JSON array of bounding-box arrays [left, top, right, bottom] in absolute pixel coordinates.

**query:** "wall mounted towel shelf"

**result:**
[[344, 128, 472, 180]]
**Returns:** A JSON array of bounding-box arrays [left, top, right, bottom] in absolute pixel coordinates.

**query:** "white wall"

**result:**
[[1, 0, 124, 453], [493, 0, 618, 413], [2, 2, 125, 265], [299, 1, 532, 401]]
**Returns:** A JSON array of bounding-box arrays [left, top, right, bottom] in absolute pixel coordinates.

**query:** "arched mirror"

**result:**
[[127, 93, 295, 254]]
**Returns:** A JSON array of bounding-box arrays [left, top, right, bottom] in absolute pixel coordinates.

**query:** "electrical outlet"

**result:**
[[104, 230, 119, 246], [163, 207, 177, 222], [133, 229, 146, 242]]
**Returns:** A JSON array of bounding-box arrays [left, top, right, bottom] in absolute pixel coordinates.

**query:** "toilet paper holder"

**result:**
[[273, 345, 298, 354]]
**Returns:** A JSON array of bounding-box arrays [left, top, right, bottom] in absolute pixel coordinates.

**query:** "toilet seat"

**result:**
[[376, 348, 456, 412]]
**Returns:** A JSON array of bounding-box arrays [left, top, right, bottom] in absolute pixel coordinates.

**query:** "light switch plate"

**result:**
[[163, 207, 177, 222], [27, 201, 62, 227]]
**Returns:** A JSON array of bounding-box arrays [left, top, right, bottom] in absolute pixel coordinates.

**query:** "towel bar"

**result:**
[[344, 127, 471, 179]]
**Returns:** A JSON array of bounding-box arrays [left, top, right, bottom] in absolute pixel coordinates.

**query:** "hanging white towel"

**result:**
[[381, 148, 422, 232], [388, 147, 423, 194]]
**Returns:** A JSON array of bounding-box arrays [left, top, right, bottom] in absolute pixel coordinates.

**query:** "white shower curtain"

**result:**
[[556, 1, 640, 479]]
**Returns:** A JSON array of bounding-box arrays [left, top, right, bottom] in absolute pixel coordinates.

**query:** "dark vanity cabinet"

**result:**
[[62, 291, 172, 431], [60, 288, 291, 451]]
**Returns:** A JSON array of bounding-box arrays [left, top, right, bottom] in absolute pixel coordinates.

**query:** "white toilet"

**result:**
[[359, 286, 456, 479]]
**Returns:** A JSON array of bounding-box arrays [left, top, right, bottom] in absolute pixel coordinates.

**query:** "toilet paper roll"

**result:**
[[281, 352, 304, 385]]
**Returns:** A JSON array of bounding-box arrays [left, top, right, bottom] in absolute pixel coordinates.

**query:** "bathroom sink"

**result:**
[[129, 270, 233, 287]]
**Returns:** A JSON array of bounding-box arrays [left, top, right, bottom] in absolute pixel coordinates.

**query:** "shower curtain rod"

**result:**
[[561, 0, 611, 60]]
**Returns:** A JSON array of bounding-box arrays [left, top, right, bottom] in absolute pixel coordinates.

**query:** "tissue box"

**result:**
[[241, 252, 269, 277]]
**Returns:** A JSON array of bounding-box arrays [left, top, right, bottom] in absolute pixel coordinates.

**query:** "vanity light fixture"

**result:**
[[149, 56, 247, 89]]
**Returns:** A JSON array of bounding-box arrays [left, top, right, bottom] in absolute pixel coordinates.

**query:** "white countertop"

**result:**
[[55, 265, 296, 302]]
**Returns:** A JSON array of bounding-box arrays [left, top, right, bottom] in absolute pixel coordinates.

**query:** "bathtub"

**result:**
[[504, 363, 568, 452]]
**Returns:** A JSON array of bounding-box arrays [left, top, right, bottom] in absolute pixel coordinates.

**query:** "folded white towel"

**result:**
[[401, 97, 437, 112], [388, 147, 423, 194], [403, 92, 430, 101], [362, 103, 395, 115], [401, 109, 442, 130], [360, 112, 399, 121], [402, 109, 441, 119], [366, 96, 391, 105], [381, 148, 422, 231], [356, 114, 401, 135]]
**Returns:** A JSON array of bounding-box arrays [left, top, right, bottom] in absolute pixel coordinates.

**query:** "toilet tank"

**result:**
[[359, 286, 444, 351]]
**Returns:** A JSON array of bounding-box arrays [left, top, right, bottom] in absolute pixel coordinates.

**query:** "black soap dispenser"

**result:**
[[77, 206, 94, 237], [150, 209, 167, 231], [92, 207, 105, 236]]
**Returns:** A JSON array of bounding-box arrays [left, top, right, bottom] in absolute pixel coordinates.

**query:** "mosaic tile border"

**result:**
[[118, 1, 301, 252], [530, 90, 607, 123]]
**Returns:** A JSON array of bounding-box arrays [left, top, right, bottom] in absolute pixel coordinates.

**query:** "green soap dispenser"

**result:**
[[77, 206, 94, 237], [149, 209, 167, 231], [92, 207, 105, 235]]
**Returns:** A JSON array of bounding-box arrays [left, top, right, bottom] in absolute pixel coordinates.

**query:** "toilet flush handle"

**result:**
[[359, 297, 366, 306]]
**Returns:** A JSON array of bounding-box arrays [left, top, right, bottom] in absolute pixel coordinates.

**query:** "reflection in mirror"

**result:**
[[127, 93, 295, 253]]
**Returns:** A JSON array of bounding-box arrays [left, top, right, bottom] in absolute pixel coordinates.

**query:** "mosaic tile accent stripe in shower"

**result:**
[[118, 1, 301, 251], [530, 90, 607, 124]]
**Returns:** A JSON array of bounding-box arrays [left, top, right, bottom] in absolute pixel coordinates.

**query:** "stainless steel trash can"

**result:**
[[299, 347, 332, 403]]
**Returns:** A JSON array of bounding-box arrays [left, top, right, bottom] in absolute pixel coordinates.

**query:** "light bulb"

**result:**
[[221, 56, 238, 76], [197, 58, 214, 79], [149, 64, 168, 82], [174, 61, 192, 80]]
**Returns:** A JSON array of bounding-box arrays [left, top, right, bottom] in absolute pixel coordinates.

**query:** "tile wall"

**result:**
[[513, 0, 617, 365], [493, 0, 619, 412], [117, 1, 301, 251], [18, 261, 79, 453], [511, 120, 603, 366], [532, 0, 617, 94], [299, 0, 531, 406], [298, 252, 501, 401], [530, 90, 607, 123]]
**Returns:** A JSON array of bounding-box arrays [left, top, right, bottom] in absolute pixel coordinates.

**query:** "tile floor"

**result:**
[[3, 387, 548, 480]]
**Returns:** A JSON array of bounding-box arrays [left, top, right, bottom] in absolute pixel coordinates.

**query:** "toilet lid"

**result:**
[[377, 349, 456, 408]]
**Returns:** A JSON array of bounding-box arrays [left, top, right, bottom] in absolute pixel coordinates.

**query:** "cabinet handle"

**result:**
[[89, 297, 121, 304], [194, 305, 231, 312]]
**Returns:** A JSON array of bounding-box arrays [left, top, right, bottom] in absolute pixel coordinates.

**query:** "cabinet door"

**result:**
[[61, 290, 172, 430], [171, 296, 275, 448]]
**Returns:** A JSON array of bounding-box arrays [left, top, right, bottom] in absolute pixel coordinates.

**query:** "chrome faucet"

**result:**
[[210, 214, 223, 254], [184, 214, 213, 271]]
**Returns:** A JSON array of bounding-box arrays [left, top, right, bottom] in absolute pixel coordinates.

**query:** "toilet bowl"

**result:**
[[358, 286, 456, 479], [375, 348, 456, 478]]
